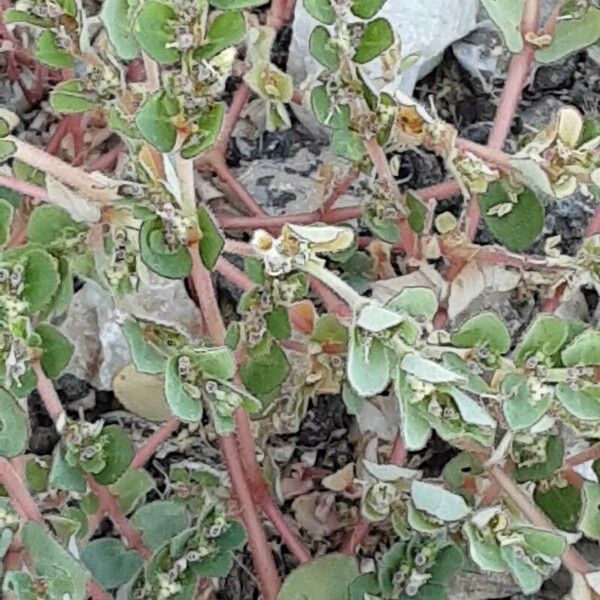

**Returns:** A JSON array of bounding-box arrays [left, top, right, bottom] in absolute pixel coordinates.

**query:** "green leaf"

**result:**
[[515, 436, 564, 482], [48, 257, 73, 318], [331, 128, 365, 162], [265, 306, 292, 340], [27, 204, 85, 245], [244, 256, 265, 284], [347, 330, 390, 397], [132, 500, 189, 550], [363, 209, 400, 244], [353, 18, 394, 64], [561, 329, 600, 366], [135, 92, 179, 152], [356, 304, 404, 333], [22, 522, 88, 600], [122, 319, 167, 374], [0, 388, 28, 457], [341, 383, 364, 414], [501, 546, 542, 594], [401, 353, 465, 384], [26, 458, 49, 493], [193, 346, 236, 380], [181, 102, 226, 158], [50, 79, 100, 114], [164, 356, 202, 421], [514, 315, 569, 366], [309, 26, 339, 70], [100, 0, 140, 60], [407, 191, 427, 234], [534, 483, 581, 532], [536, 7, 600, 64], [451, 312, 511, 354], [139, 217, 192, 278], [579, 481, 600, 540], [311, 85, 350, 130], [81, 538, 142, 590], [443, 452, 483, 495], [441, 353, 492, 395], [348, 573, 380, 600], [0, 140, 16, 163], [480, 0, 524, 52], [0, 198, 14, 248], [386, 287, 437, 323], [3, 8, 52, 26], [134, 1, 179, 64], [23, 249, 60, 313], [94, 424, 134, 485], [518, 526, 566, 557], [463, 522, 506, 573], [194, 11, 245, 60], [278, 554, 359, 600], [198, 206, 225, 269], [36, 324, 73, 378], [209, 0, 269, 7], [479, 183, 544, 251], [110, 468, 154, 514], [556, 383, 600, 421], [239, 336, 290, 397], [303, 0, 335, 24], [311, 314, 348, 344], [35, 31, 75, 68], [411, 480, 470, 521], [351, 0, 386, 19], [49, 445, 86, 492], [502, 372, 553, 430]]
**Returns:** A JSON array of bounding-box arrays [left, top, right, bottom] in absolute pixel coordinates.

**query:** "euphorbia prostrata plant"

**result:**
[[0, 0, 599, 598]]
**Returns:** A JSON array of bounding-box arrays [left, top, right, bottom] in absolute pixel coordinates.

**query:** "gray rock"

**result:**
[[233, 146, 367, 215], [59, 278, 202, 390]]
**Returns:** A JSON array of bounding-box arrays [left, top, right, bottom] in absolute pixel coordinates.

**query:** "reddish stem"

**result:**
[[87, 476, 151, 560], [0, 459, 112, 600], [309, 277, 351, 319], [464, 0, 540, 241], [234, 410, 311, 564], [217, 181, 460, 231], [586, 206, 600, 236], [321, 167, 359, 215], [566, 442, 600, 467], [189, 241, 227, 344], [213, 85, 252, 156], [130, 417, 181, 470], [211, 157, 267, 217], [220, 435, 281, 599], [32, 361, 66, 430], [86, 144, 123, 172], [0, 175, 48, 201], [489, 465, 591, 575]]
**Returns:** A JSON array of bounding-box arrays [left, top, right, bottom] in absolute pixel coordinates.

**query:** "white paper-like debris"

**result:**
[[59, 278, 202, 389]]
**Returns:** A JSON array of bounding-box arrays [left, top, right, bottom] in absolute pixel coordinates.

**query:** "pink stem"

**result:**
[[216, 257, 254, 292], [454, 138, 511, 170], [217, 181, 461, 231], [87, 476, 151, 560], [0, 459, 112, 600], [234, 410, 311, 564], [489, 465, 591, 575], [321, 167, 359, 215], [211, 158, 267, 217], [130, 417, 181, 470], [189, 241, 227, 344], [32, 361, 66, 429], [465, 0, 540, 241], [566, 442, 600, 467], [586, 206, 600, 236], [86, 144, 123, 172], [0, 175, 48, 201], [220, 435, 281, 599], [309, 277, 351, 319], [213, 85, 252, 156]]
